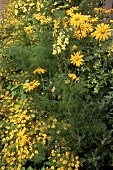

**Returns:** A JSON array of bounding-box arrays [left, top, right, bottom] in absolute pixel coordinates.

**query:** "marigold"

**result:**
[[70, 52, 84, 66], [91, 23, 111, 41]]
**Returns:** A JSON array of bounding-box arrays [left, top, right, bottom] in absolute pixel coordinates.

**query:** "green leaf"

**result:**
[[27, 166, 34, 170], [85, 55, 94, 61], [41, 168, 46, 170], [21, 167, 25, 170], [20, 94, 26, 100], [11, 85, 19, 91], [7, 84, 12, 90], [45, 162, 53, 166], [11, 91, 17, 96], [56, 147, 60, 153], [19, 89, 24, 95]]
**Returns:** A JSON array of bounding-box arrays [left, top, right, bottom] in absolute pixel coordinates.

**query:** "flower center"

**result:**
[[29, 83, 34, 86], [76, 57, 79, 61], [101, 30, 105, 34], [75, 17, 79, 21]]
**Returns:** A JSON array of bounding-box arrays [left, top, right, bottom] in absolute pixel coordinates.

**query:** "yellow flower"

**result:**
[[75, 156, 79, 160], [91, 23, 111, 41], [71, 45, 78, 51], [17, 128, 27, 146], [0, 72, 3, 76], [68, 73, 79, 82], [60, 166, 64, 170], [51, 124, 56, 128], [57, 37, 62, 45], [62, 160, 67, 165], [23, 80, 40, 92], [33, 67, 46, 74], [51, 166, 55, 170], [60, 158, 63, 162], [52, 49, 57, 55], [51, 87, 56, 92], [70, 52, 84, 66], [1, 166, 5, 170], [81, 22, 93, 33], [75, 163, 80, 168], [61, 44, 66, 50], [53, 159, 56, 163], [70, 13, 84, 27]]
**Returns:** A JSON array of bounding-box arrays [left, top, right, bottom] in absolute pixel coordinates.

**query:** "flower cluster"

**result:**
[[45, 146, 81, 170], [52, 31, 69, 55]]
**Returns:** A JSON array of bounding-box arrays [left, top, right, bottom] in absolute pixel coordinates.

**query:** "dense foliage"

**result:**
[[0, 0, 113, 170]]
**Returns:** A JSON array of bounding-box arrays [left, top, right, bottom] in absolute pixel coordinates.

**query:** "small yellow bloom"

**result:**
[[62, 160, 67, 165], [60, 158, 63, 162], [33, 67, 46, 74], [52, 49, 57, 55], [75, 163, 80, 168], [51, 165, 55, 170], [35, 150, 39, 154], [51, 124, 56, 128], [51, 87, 56, 92], [53, 159, 56, 163], [71, 45, 78, 51], [68, 73, 79, 82], [75, 156, 79, 160], [1, 166, 5, 170]]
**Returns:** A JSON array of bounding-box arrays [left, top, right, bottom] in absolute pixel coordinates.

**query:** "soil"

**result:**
[[0, 0, 6, 21]]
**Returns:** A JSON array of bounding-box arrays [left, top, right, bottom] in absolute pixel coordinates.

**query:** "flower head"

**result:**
[[17, 128, 27, 146], [70, 52, 84, 66], [91, 23, 111, 41], [68, 73, 79, 82], [23, 80, 40, 92], [33, 67, 46, 74]]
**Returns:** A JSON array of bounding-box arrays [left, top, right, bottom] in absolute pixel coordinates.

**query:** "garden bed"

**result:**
[[0, 0, 113, 170]]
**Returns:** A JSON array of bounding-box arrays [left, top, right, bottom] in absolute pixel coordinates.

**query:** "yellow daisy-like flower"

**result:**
[[17, 128, 27, 146], [70, 13, 84, 27], [68, 73, 79, 82], [81, 22, 93, 33], [91, 23, 111, 41], [70, 52, 84, 66], [33, 67, 46, 74], [23, 80, 40, 92]]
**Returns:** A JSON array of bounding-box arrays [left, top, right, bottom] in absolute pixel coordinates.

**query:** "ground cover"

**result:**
[[0, 0, 113, 170]]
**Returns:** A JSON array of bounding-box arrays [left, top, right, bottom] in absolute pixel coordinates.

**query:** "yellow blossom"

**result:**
[[23, 80, 40, 92], [17, 128, 27, 146], [91, 23, 111, 41], [33, 67, 46, 74], [68, 73, 79, 82], [70, 52, 84, 66], [51, 87, 56, 92]]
